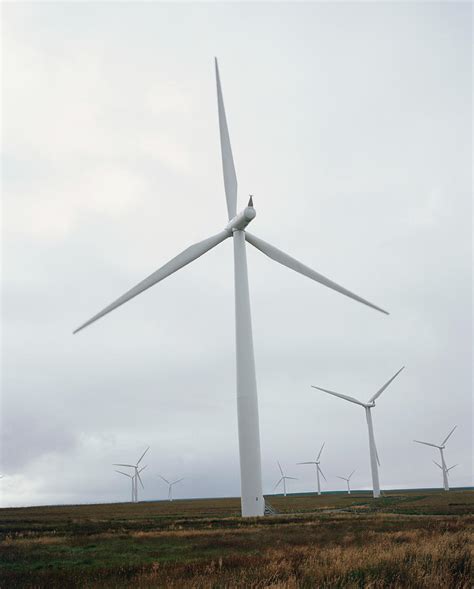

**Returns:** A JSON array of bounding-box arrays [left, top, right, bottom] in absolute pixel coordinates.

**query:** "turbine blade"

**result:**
[[245, 232, 388, 315], [113, 463, 135, 468], [137, 470, 145, 489], [277, 461, 284, 476], [171, 478, 184, 485], [336, 476, 347, 481], [138, 465, 147, 474], [432, 460, 443, 470], [311, 385, 365, 407], [297, 462, 317, 465], [158, 475, 170, 484], [115, 470, 132, 478], [136, 446, 150, 466], [273, 477, 283, 491], [215, 58, 237, 220], [317, 442, 325, 461], [413, 440, 440, 449], [348, 470, 356, 479], [286, 477, 298, 480], [441, 425, 457, 446], [73, 230, 230, 334], [368, 366, 405, 403], [318, 465, 327, 481], [447, 464, 458, 472]]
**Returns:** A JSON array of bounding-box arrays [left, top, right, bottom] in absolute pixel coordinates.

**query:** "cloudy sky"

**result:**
[[2, 2, 472, 507]]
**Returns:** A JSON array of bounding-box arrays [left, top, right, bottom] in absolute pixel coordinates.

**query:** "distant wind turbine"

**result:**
[[73, 59, 389, 517], [312, 367, 404, 498], [158, 476, 184, 501], [337, 470, 356, 494], [297, 442, 326, 495], [113, 447, 149, 502], [115, 466, 147, 503], [414, 426, 457, 491], [273, 461, 297, 497]]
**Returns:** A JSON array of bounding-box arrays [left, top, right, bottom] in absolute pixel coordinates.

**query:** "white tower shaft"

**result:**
[[365, 407, 380, 498], [316, 467, 321, 495], [233, 230, 264, 516], [440, 448, 449, 491]]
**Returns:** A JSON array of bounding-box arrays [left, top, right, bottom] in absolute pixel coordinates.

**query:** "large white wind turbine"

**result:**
[[297, 442, 326, 495], [414, 426, 457, 491], [337, 470, 355, 494], [273, 461, 297, 497], [159, 475, 184, 501], [74, 59, 388, 517], [113, 447, 149, 503], [312, 367, 404, 499]]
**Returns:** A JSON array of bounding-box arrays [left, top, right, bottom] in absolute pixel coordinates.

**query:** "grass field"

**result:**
[[1, 489, 472, 588]]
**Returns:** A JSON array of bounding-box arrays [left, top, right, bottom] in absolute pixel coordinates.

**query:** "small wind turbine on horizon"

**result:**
[[74, 58, 389, 517], [414, 426, 457, 491], [297, 442, 326, 495], [113, 447, 149, 503], [273, 461, 297, 497], [158, 476, 184, 501], [115, 466, 147, 503], [312, 367, 404, 499], [337, 470, 356, 494]]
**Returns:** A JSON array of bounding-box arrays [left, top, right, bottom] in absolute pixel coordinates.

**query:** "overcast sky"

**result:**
[[1, 2, 472, 507]]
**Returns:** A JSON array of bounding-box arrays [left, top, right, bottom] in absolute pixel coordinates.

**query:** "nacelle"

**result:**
[[225, 206, 256, 232]]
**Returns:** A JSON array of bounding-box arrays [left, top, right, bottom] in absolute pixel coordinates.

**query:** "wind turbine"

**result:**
[[337, 470, 355, 494], [297, 442, 326, 495], [73, 59, 388, 517], [414, 426, 457, 491], [273, 461, 297, 497], [113, 447, 149, 502], [312, 366, 404, 499], [158, 475, 184, 501]]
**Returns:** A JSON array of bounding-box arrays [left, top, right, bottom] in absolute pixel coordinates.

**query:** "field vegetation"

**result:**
[[1, 489, 472, 588]]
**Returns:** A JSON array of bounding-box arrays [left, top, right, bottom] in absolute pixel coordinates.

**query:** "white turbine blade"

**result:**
[[413, 439, 440, 449], [136, 446, 150, 466], [316, 442, 325, 461], [336, 476, 347, 481], [277, 461, 284, 476], [137, 470, 145, 489], [368, 366, 405, 404], [373, 438, 381, 466], [73, 230, 231, 334], [447, 464, 458, 472], [297, 462, 317, 465], [348, 470, 356, 479], [138, 465, 147, 474], [158, 475, 170, 484], [311, 385, 365, 407], [441, 425, 457, 446], [245, 232, 389, 315], [171, 478, 184, 485], [285, 477, 298, 480], [432, 460, 443, 470], [273, 477, 283, 491], [113, 463, 135, 468], [215, 58, 237, 220], [115, 470, 132, 478], [318, 465, 327, 481]]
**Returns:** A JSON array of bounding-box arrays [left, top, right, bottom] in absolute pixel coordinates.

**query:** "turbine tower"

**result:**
[[113, 447, 149, 502], [158, 475, 184, 501], [337, 470, 355, 494], [297, 442, 326, 495], [74, 59, 388, 517], [414, 426, 457, 491], [273, 461, 297, 497], [312, 367, 404, 499]]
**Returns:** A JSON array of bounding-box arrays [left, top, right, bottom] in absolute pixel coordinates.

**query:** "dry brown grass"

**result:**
[[1, 490, 473, 588]]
